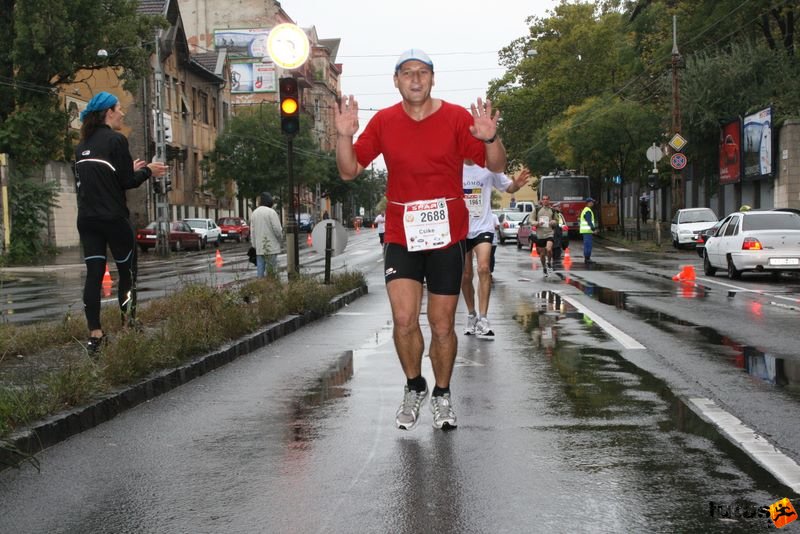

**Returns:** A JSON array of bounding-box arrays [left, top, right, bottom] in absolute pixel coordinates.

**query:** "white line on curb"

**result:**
[[558, 293, 646, 350], [688, 397, 800, 493]]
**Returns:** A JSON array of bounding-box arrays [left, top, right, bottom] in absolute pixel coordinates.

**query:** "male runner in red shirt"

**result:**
[[335, 48, 507, 431]]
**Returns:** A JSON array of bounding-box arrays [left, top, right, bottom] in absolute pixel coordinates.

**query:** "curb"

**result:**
[[1, 284, 369, 469]]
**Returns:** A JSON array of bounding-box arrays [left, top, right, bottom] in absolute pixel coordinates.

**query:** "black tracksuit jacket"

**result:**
[[74, 125, 151, 221]]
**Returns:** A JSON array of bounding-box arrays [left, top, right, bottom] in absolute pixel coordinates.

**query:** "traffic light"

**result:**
[[164, 176, 173, 193], [279, 77, 300, 135], [153, 179, 163, 195]]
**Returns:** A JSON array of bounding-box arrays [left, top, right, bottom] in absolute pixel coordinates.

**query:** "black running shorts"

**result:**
[[466, 232, 494, 252], [536, 237, 555, 249], [383, 241, 466, 295]]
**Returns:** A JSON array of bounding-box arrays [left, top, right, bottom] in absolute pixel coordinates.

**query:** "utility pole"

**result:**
[[153, 30, 170, 256], [670, 15, 684, 213], [0, 153, 10, 253]]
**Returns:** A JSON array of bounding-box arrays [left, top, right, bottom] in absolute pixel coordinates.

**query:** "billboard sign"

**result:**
[[742, 107, 773, 180], [231, 62, 277, 93], [718, 118, 741, 185], [214, 29, 270, 59]]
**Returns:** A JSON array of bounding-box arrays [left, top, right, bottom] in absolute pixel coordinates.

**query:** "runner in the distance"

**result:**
[[462, 163, 529, 339], [533, 194, 560, 277]]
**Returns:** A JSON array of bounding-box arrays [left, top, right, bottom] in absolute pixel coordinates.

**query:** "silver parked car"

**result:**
[[497, 210, 527, 244], [703, 210, 800, 279]]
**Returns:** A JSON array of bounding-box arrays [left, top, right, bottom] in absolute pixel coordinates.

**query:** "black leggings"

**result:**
[[77, 218, 137, 331]]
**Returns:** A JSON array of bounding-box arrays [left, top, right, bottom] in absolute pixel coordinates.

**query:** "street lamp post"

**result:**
[[153, 30, 170, 256], [670, 15, 684, 214]]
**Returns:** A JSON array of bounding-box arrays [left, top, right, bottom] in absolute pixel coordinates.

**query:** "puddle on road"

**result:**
[[513, 292, 793, 516], [285, 352, 354, 448], [560, 278, 800, 396]]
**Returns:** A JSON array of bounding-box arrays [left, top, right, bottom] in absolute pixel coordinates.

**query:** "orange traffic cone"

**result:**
[[530, 245, 539, 258], [306, 233, 312, 246], [215, 249, 224, 268], [672, 265, 696, 281], [102, 263, 112, 297], [356, 225, 361, 234]]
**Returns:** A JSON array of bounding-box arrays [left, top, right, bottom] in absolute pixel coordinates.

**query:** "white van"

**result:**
[[515, 201, 535, 212]]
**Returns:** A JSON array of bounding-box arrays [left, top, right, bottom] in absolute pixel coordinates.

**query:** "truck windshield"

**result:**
[[540, 176, 589, 201]]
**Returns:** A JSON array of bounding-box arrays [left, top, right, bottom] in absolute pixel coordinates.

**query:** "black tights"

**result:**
[[77, 218, 137, 331]]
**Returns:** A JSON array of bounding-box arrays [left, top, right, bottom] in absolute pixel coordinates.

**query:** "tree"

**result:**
[[548, 95, 663, 229], [204, 106, 338, 210], [0, 0, 164, 169], [491, 2, 638, 169]]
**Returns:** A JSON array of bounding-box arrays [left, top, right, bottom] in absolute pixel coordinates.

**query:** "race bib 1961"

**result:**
[[463, 187, 483, 218]]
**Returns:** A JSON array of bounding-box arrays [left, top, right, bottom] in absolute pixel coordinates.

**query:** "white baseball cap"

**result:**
[[395, 49, 434, 72]]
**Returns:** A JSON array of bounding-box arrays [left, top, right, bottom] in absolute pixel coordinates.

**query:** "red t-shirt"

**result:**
[[354, 101, 487, 248]]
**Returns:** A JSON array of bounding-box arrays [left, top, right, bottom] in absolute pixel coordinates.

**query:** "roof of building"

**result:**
[[137, 0, 167, 16], [319, 39, 341, 62]]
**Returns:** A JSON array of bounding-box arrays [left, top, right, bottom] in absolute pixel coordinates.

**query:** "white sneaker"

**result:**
[[396, 384, 429, 430], [475, 317, 495, 340], [431, 393, 457, 429], [464, 312, 478, 335]]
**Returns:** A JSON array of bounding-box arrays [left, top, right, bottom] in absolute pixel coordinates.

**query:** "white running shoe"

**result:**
[[395, 385, 429, 430], [464, 312, 478, 335], [475, 317, 495, 340], [431, 393, 457, 429]]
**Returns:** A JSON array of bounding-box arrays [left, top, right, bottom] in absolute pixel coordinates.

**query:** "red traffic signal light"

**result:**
[[279, 77, 300, 135]]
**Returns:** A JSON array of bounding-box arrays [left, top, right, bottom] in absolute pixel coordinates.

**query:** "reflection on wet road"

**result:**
[[562, 275, 800, 396]]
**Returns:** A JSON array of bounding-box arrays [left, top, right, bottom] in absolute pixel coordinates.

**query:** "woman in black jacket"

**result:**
[[74, 92, 167, 354]]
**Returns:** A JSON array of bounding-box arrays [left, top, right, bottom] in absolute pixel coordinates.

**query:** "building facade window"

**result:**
[[200, 92, 208, 124]]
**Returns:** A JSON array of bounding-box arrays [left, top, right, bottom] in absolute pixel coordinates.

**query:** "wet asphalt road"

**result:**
[[0, 233, 370, 325], [1, 236, 800, 532]]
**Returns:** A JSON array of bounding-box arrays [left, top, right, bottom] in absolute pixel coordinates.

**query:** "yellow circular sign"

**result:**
[[267, 23, 310, 69]]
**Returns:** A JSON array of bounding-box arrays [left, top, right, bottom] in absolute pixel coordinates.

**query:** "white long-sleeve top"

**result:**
[[250, 206, 283, 255]]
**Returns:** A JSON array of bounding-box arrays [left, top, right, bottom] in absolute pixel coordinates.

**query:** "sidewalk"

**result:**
[[597, 217, 670, 255]]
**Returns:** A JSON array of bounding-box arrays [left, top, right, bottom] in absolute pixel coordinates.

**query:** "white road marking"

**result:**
[[695, 276, 800, 305], [605, 246, 631, 252], [769, 301, 800, 312], [689, 397, 800, 493], [558, 293, 646, 350]]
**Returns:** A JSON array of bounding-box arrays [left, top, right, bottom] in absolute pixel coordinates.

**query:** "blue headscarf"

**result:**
[[80, 92, 119, 122]]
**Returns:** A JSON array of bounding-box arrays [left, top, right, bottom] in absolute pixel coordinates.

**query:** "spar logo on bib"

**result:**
[[407, 201, 440, 212]]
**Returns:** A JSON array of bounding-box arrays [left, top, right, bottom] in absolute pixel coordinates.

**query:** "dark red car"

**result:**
[[136, 221, 202, 252], [217, 216, 250, 243]]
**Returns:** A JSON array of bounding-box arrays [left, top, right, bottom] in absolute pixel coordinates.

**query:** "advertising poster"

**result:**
[[742, 107, 773, 180], [252, 62, 276, 92], [213, 29, 270, 59], [718, 118, 741, 185], [231, 62, 276, 93]]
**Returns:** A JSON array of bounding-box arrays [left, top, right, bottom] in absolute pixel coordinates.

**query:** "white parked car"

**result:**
[[183, 218, 222, 248], [670, 207, 718, 248], [703, 210, 800, 279]]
